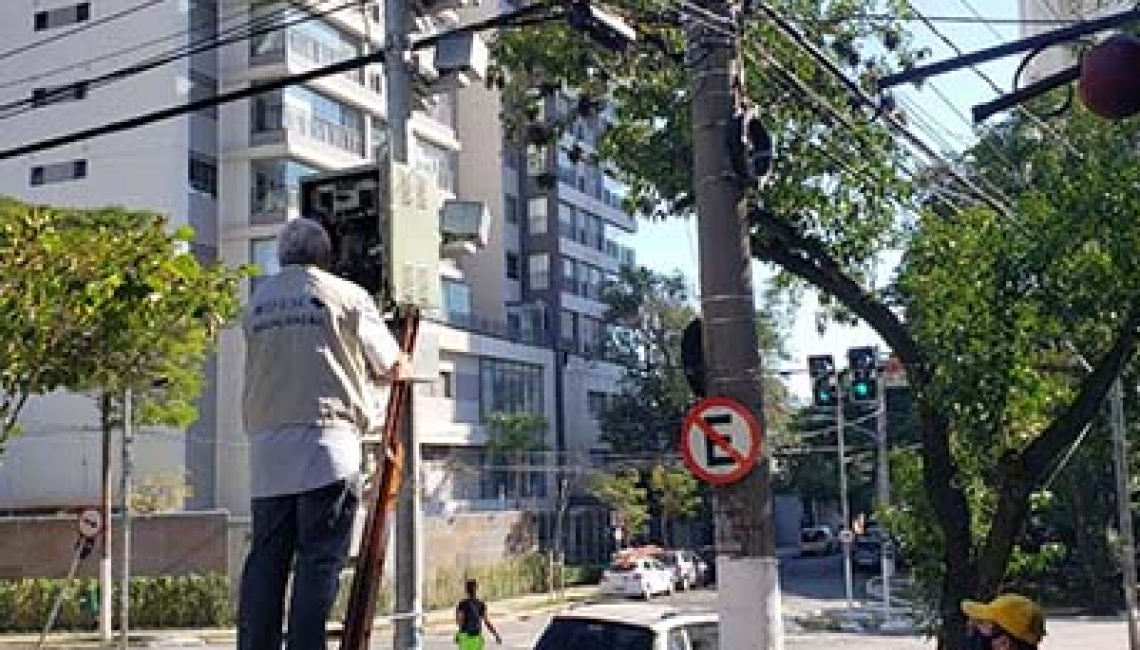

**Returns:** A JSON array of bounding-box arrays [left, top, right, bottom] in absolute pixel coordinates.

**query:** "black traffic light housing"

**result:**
[[846, 346, 878, 403], [807, 354, 837, 409]]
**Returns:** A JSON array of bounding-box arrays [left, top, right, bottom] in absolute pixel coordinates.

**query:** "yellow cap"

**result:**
[[961, 593, 1046, 645]]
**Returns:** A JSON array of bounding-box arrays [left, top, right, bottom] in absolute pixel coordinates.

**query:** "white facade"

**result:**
[[1019, 0, 1130, 82], [0, 0, 627, 518]]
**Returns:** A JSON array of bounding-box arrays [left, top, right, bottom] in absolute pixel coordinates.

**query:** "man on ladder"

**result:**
[[238, 217, 411, 650]]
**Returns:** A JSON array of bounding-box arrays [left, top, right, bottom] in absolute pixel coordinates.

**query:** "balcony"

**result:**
[[252, 104, 364, 157]]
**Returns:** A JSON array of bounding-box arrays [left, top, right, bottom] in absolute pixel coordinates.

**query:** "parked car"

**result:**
[[852, 532, 904, 572], [654, 549, 701, 590], [532, 603, 718, 650], [599, 557, 676, 599], [799, 525, 837, 556]]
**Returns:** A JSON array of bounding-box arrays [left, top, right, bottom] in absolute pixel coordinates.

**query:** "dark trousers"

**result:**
[[238, 478, 358, 650]]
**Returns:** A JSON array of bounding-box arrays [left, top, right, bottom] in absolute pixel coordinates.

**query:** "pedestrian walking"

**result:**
[[455, 578, 502, 650], [237, 217, 410, 650], [961, 592, 1046, 650]]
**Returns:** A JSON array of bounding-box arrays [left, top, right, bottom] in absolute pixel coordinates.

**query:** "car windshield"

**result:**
[[534, 617, 655, 650], [657, 555, 678, 566], [802, 529, 828, 542], [608, 562, 638, 573]]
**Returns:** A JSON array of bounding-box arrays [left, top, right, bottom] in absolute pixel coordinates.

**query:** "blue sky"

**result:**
[[631, 0, 1023, 399]]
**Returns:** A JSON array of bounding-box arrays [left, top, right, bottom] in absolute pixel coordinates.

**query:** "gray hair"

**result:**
[[277, 217, 332, 267]]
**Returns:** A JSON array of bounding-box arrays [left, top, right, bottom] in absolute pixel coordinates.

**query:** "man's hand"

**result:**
[[389, 354, 412, 381]]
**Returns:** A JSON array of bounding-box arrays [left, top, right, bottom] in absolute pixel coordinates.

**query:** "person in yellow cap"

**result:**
[[961, 593, 1046, 650]]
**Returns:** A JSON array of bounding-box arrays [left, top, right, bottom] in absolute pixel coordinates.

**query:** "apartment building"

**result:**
[[1019, 0, 1129, 81], [0, 0, 629, 566]]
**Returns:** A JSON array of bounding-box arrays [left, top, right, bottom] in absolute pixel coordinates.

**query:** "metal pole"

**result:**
[[119, 388, 133, 650], [1110, 378, 1140, 650], [837, 386, 853, 611], [876, 374, 892, 623], [687, 1, 783, 646], [383, 0, 422, 644], [99, 396, 113, 642]]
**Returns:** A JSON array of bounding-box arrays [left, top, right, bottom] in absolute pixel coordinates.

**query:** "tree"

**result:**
[[494, 3, 1140, 644], [485, 412, 548, 500], [649, 464, 700, 547], [0, 198, 244, 456], [598, 265, 793, 454], [588, 468, 649, 545]]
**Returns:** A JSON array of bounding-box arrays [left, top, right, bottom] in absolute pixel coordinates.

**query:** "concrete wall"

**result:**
[[0, 510, 228, 579]]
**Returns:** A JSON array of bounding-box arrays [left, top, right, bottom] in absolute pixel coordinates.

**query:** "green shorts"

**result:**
[[455, 631, 484, 650]]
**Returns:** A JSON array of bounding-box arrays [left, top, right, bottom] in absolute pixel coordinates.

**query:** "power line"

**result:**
[[751, 0, 1020, 219], [0, 3, 560, 160], [800, 13, 1102, 26], [0, 0, 366, 121], [0, 0, 169, 63]]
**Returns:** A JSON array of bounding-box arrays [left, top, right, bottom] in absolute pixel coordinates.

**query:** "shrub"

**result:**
[[0, 574, 231, 633]]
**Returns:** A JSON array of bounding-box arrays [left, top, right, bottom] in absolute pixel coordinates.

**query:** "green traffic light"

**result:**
[[853, 382, 869, 397]]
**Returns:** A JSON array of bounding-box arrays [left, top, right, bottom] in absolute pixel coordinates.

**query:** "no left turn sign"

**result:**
[[680, 396, 764, 485]]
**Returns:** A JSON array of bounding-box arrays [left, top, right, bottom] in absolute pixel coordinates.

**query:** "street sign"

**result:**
[[680, 396, 763, 485], [77, 509, 101, 540]]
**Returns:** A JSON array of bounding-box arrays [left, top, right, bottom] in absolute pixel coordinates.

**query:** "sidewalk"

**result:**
[[0, 586, 602, 649]]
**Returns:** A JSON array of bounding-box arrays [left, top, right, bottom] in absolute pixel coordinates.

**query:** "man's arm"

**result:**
[[359, 300, 410, 380], [481, 604, 501, 643]]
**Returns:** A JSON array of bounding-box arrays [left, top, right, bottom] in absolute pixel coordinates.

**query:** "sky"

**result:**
[[630, 0, 1025, 400]]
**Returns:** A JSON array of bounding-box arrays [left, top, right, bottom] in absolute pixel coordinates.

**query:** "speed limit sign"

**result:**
[[77, 509, 101, 539]]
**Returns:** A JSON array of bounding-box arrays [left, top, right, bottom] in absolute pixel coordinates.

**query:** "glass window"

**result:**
[[189, 154, 217, 197], [561, 309, 577, 347], [506, 251, 521, 280], [250, 237, 279, 293], [443, 278, 472, 320], [34, 3, 89, 30], [253, 87, 364, 155], [31, 83, 87, 107], [528, 197, 548, 235], [251, 158, 319, 213], [413, 137, 456, 191], [587, 391, 608, 419], [30, 160, 86, 186], [558, 201, 576, 239], [528, 253, 548, 290], [504, 194, 519, 225], [684, 623, 719, 650], [480, 358, 544, 418]]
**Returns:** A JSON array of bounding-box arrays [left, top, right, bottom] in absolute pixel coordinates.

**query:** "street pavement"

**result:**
[[5, 551, 1134, 648]]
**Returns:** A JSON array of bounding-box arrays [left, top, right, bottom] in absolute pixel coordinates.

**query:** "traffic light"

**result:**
[[808, 355, 837, 409], [847, 346, 878, 403]]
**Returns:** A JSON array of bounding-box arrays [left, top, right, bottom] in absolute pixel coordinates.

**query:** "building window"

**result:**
[[562, 257, 577, 295], [504, 194, 519, 224], [189, 155, 217, 197], [443, 278, 473, 322], [250, 237, 279, 293], [31, 82, 87, 107], [528, 197, 547, 235], [480, 358, 544, 418], [506, 251, 521, 280], [413, 137, 456, 191], [189, 72, 219, 120], [34, 3, 89, 30], [561, 310, 578, 348], [439, 371, 455, 399], [528, 253, 549, 290], [251, 158, 319, 214], [30, 160, 86, 186]]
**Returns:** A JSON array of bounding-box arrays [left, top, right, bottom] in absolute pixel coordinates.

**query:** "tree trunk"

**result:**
[[915, 396, 978, 650]]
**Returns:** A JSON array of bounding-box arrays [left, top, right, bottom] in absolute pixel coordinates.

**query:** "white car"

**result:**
[[532, 603, 718, 650], [655, 550, 701, 590], [599, 557, 676, 599]]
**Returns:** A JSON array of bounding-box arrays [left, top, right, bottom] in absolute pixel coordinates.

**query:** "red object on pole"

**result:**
[[340, 308, 420, 650], [1079, 34, 1140, 120]]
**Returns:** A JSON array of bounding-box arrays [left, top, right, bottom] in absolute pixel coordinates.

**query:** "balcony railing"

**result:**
[[251, 104, 365, 156]]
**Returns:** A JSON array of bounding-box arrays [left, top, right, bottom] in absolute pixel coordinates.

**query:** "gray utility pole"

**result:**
[[384, 0, 423, 647], [686, 2, 784, 647], [100, 401, 113, 642], [1110, 378, 1140, 650], [119, 388, 133, 650], [876, 374, 893, 622], [837, 388, 853, 611]]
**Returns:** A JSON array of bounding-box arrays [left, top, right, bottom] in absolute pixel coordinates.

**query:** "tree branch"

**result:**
[[748, 209, 925, 374]]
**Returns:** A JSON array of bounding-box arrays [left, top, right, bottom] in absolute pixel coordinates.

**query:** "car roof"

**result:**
[[554, 603, 717, 629]]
